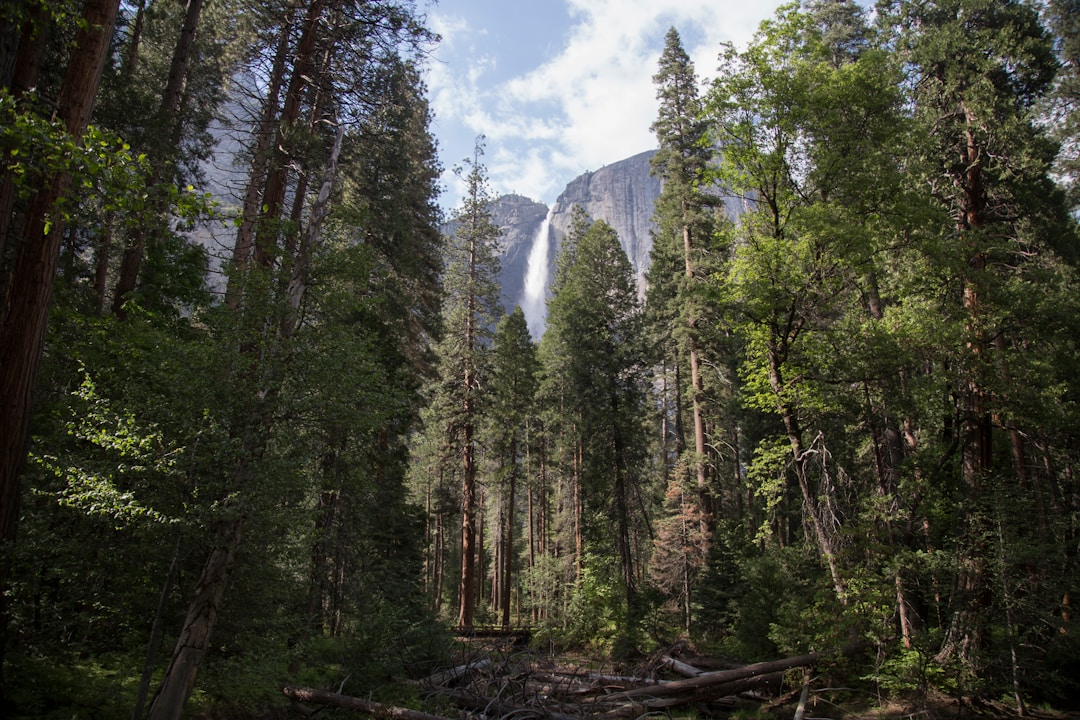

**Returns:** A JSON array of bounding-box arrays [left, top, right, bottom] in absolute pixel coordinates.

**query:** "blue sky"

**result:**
[[422, 0, 787, 210]]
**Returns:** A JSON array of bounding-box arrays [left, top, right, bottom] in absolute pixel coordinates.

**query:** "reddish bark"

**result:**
[[0, 0, 120, 687]]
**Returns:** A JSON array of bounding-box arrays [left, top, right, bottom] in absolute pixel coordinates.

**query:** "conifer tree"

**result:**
[[648, 27, 716, 506], [880, 0, 1076, 683], [486, 307, 538, 627], [541, 212, 650, 643], [431, 139, 503, 628]]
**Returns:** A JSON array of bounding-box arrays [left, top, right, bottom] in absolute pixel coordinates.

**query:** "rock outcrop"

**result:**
[[548, 149, 660, 295], [444, 149, 664, 336]]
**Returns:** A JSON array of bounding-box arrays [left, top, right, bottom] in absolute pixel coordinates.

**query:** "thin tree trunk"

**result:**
[[574, 437, 584, 583], [253, 0, 326, 267], [501, 438, 517, 627], [93, 215, 113, 314], [612, 398, 636, 612], [225, 17, 291, 308], [768, 343, 847, 605], [682, 214, 708, 506], [459, 417, 477, 627], [132, 535, 183, 720], [123, 0, 146, 72], [111, 0, 205, 315], [146, 517, 243, 720]]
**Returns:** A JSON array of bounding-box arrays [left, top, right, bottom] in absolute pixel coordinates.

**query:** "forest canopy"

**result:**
[[0, 0, 1078, 717]]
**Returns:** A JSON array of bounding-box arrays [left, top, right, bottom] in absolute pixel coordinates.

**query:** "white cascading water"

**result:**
[[521, 206, 554, 339]]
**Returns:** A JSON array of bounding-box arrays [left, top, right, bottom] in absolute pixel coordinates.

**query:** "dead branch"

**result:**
[[659, 655, 704, 678], [601, 649, 826, 704], [435, 685, 583, 720], [419, 658, 493, 687], [282, 685, 452, 720]]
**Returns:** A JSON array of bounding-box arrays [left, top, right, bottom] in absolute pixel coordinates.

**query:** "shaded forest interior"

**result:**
[[1, 0, 1080, 718]]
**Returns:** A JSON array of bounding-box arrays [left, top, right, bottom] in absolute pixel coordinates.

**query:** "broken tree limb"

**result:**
[[418, 658, 492, 687], [590, 672, 785, 717], [793, 672, 811, 720], [660, 655, 704, 678], [282, 685, 451, 720], [605, 649, 827, 704]]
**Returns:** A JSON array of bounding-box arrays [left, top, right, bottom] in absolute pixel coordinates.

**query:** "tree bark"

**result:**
[[611, 648, 832, 703], [683, 217, 708, 504], [132, 536, 183, 720], [0, 0, 119, 688], [111, 0, 205, 316], [146, 517, 243, 720], [0, 1, 49, 262], [254, 0, 326, 267], [225, 16, 291, 308], [501, 437, 516, 628]]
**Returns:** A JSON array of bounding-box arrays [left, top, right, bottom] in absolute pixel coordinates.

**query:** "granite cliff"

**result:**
[[472, 149, 662, 337]]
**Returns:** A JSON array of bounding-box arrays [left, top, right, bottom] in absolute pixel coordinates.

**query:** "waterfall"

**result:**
[[521, 206, 554, 339]]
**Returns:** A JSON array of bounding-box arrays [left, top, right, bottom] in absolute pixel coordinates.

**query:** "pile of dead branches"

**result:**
[[284, 645, 844, 719]]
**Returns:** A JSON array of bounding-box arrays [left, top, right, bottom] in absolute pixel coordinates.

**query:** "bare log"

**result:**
[[282, 685, 452, 720], [793, 674, 811, 720], [660, 655, 704, 678], [591, 673, 784, 717], [419, 658, 492, 687], [607, 649, 826, 703]]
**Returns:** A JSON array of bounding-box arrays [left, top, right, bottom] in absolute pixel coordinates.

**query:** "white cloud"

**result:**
[[425, 0, 783, 209]]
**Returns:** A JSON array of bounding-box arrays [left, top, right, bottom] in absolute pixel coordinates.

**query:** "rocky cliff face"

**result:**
[[444, 149, 662, 336], [548, 149, 660, 295], [442, 193, 550, 314], [490, 194, 550, 312]]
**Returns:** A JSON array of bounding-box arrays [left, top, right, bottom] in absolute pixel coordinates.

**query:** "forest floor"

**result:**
[[382, 634, 1080, 720]]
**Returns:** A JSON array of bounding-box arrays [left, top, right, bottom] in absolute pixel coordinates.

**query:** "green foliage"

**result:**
[[865, 630, 957, 700], [0, 89, 157, 220], [4, 653, 139, 719], [31, 369, 177, 527]]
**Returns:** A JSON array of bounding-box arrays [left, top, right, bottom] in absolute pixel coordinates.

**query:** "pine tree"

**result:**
[[430, 139, 503, 629], [486, 307, 539, 627], [541, 212, 650, 644], [648, 27, 716, 507], [881, 0, 1075, 683]]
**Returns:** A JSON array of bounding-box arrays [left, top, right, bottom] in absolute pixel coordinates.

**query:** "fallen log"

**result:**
[[418, 658, 492, 687], [282, 685, 451, 720], [660, 655, 704, 678], [605, 649, 828, 704], [590, 672, 785, 717], [434, 685, 582, 720]]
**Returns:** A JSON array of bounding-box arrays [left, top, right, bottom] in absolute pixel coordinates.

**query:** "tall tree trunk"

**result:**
[[458, 385, 477, 627], [225, 17, 291, 308], [254, 0, 326, 267], [0, 0, 119, 689], [111, 0, 205, 316], [940, 101, 993, 669], [146, 517, 243, 720], [501, 442, 516, 627], [132, 535, 183, 720], [683, 217, 708, 505], [612, 403, 637, 613], [0, 2, 49, 263]]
